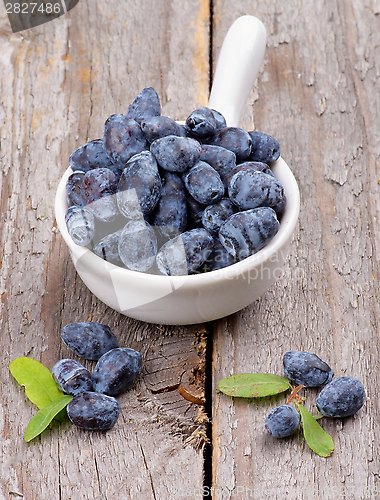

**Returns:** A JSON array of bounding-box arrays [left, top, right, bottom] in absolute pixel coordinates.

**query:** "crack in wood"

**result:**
[[139, 443, 157, 500], [149, 383, 180, 395]]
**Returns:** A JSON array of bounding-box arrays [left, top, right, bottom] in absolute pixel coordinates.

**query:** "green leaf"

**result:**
[[216, 373, 291, 398], [313, 413, 324, 421], [298, 404, 334, 457], [9, 357, 64, 410], [24, 395, 72, 442]]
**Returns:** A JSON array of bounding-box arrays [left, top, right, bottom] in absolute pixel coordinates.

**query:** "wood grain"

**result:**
[[212, 0, 380, 498], [0, 1, 210, 499]]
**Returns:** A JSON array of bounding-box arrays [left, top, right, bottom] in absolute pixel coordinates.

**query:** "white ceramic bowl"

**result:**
[[55, 16, 300, 325]]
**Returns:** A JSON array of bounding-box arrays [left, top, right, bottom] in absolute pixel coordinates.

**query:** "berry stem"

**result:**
[[286, 385, 305, 405]]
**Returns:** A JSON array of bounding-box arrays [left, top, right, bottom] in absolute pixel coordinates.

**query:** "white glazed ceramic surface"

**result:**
[[55, 16, 300, 325]]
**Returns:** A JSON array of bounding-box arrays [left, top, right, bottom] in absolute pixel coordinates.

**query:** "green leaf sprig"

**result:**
[[216, 372, 334, 458], [297, 403, 334, 457], [216, 373, 291, 398], [9, 357, 72, 441], [24, 395, 73, 442]]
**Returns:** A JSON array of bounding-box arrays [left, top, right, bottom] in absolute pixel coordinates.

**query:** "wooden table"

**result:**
[[1, 1, 379, 498]]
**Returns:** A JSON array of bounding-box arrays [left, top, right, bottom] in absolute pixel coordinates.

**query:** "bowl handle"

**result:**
[[208, 15, 267, 127]]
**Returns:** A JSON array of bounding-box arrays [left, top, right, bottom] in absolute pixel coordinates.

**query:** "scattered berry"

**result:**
[[92, 347, 142, 396], [283, 351, 334, 388], [52, 359, 92, 396], [316, 377, 365, 418], [61, 322, 119, 361], [265, 405, 300, 438], [67, 391, 120, 431]]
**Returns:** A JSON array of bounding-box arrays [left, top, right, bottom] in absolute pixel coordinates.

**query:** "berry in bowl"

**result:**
[[55, 16, 300, 325]]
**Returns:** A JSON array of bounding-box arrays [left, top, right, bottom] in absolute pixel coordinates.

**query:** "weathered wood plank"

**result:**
[[212, 1, 380, 499], [0, 1, 211, 499], [4, 0, 380, 498]]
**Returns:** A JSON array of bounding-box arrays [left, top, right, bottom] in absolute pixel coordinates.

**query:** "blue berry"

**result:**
[[211, 109, 227, 129], [85, 195, 119, 224], [283, 351, 334, 388], [201, 198, 236, 235], [83, 168, 119, 222], [69, 139, 116, 174], [273, 193, 287, 216], [316, 377, 365, 418], [150, 171, 187, 240], [65, 206, 95, 246], [92, 347, 143, 396], [61, 322, 119, 361], [126, 87, 161, 124], [117, 151, 161, 219], [66, 172, 86, 207], [265, 405, 300, 438], [185, 107, 217, 139], [83, 168, 118, 201], [208, 126, 252, 162], [118, 219, 157, 272], [184, 161, 225, 205], [67, 392, 120, 431], [66, 94, 285, 276], [200, 144, 236, 180], [247, 131, 280, 164], [156, 228, 214, 275], [141, 116, 187, 143], [103, 114, 149, 169], [223, 161, 274, 188], [186, 193, 206, 228], [93, 229, 123, 265], [52, 359, 92, 396], [219, 207, 279, 260], [200, 238, 236, 272], [150, 135, 202, 173], [228, 169, 285, 213]]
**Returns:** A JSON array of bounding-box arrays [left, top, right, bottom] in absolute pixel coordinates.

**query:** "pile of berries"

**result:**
[[65, 87, 286, 276], [52, 322, 142, 431], [265, 351, 366, 438]]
